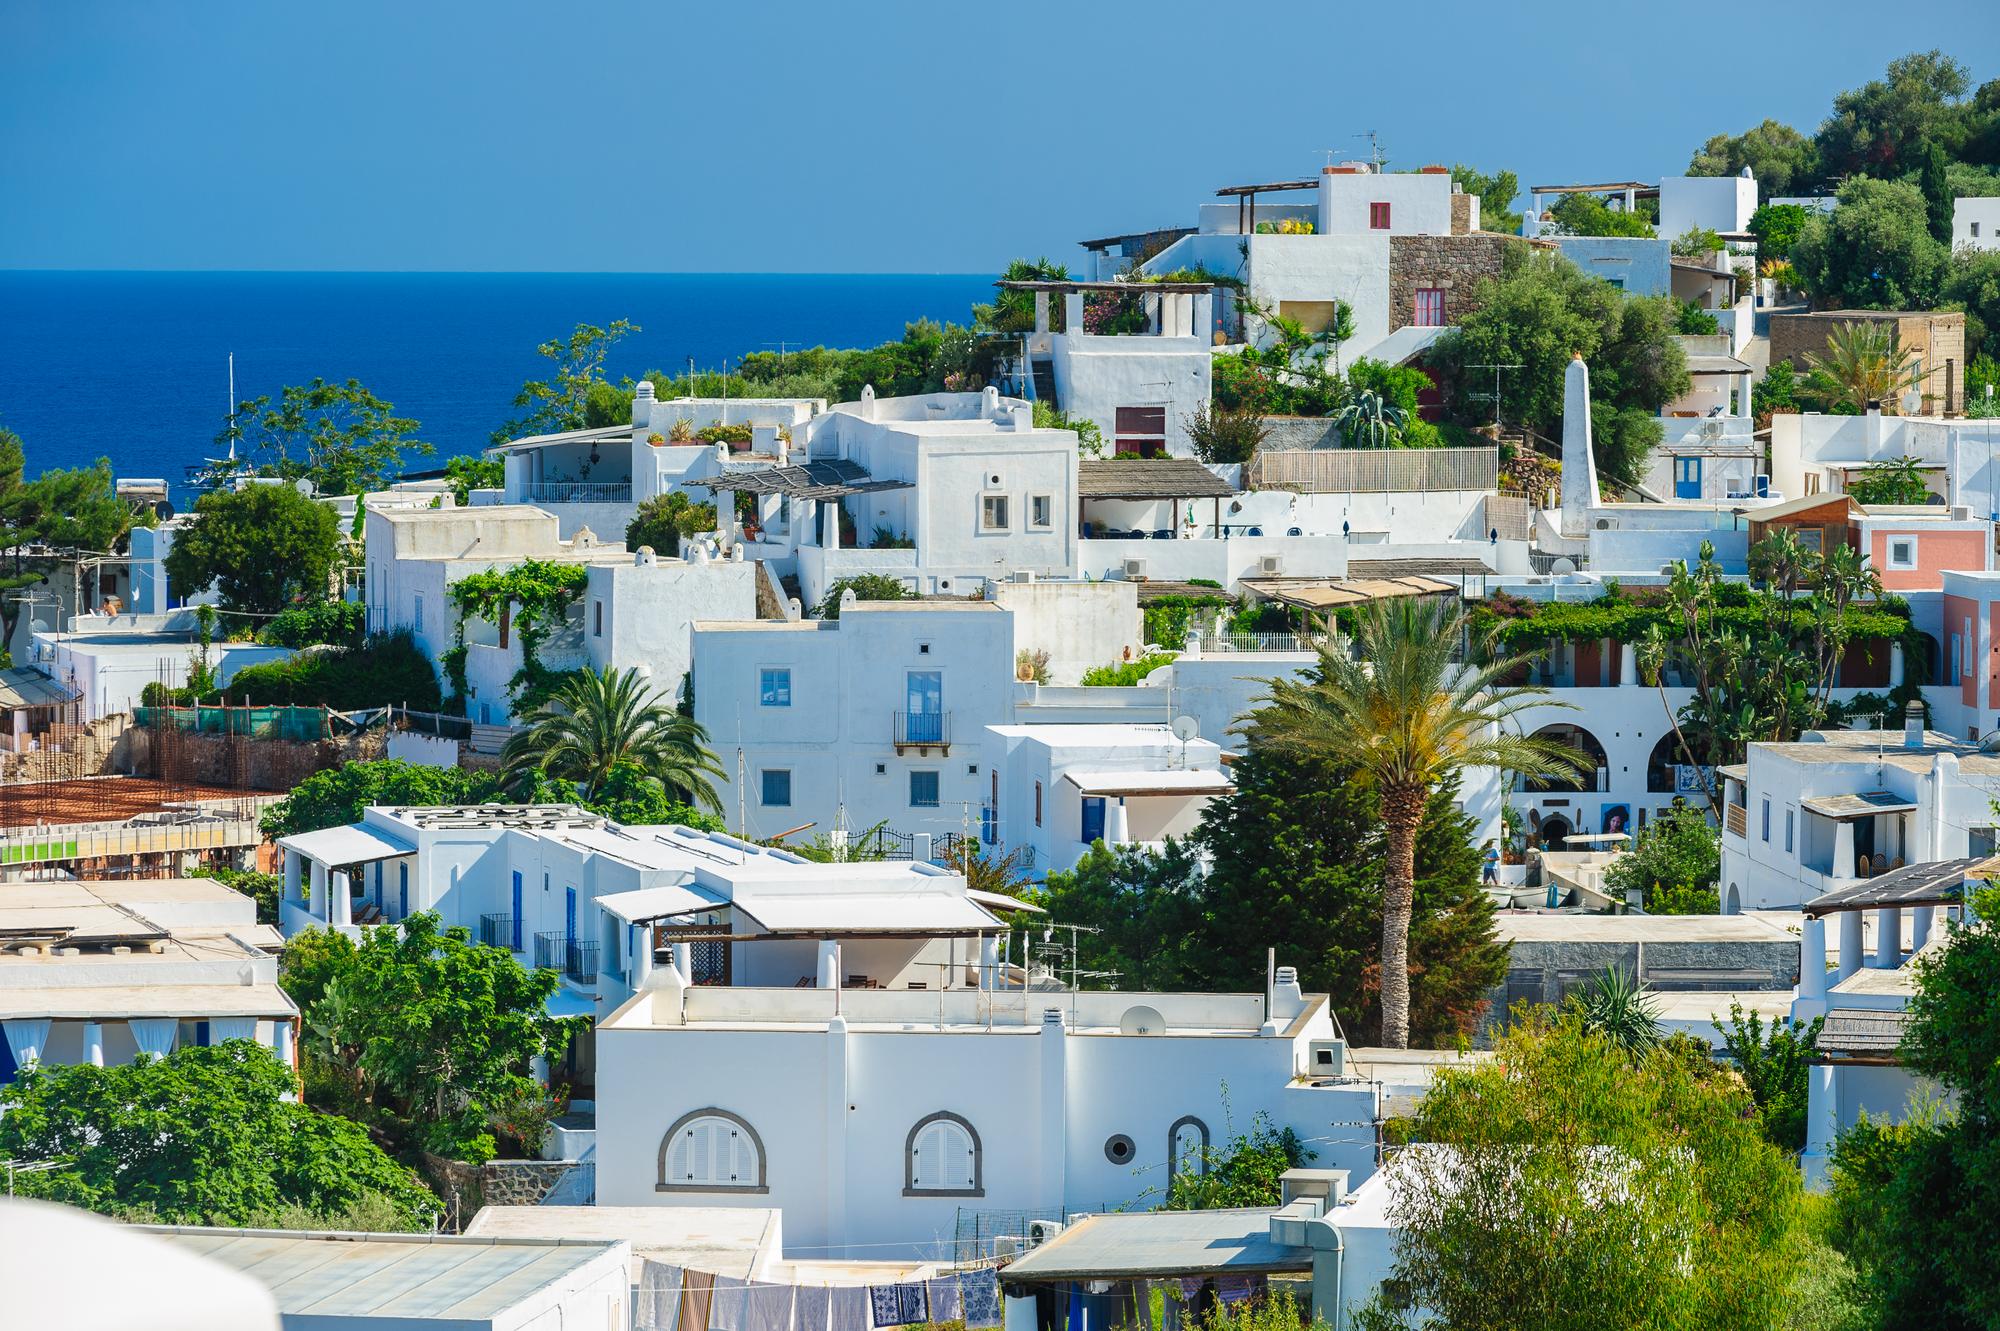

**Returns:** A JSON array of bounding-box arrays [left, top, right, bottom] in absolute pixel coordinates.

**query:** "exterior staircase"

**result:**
[[1030, 358, 1058, 409]]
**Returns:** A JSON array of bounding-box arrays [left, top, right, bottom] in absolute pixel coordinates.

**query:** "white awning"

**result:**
[[596, 882, 723, 925], [0, 982, 296, 1021], [1063, 769, 1234, 798], [968, 888, 1043, 916], [730, 891, 1001, 935], [277, 823, 416, 866]]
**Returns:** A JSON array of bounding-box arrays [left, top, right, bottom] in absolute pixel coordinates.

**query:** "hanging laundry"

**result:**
[[895, 1281, 928, 1327], [926, 1277, 963, 1325], [794, 1286, 831, 1331], [680, 1270, 717, 1331], [710, 1275, 751, 1331], [960, 1269, 1003, 1329], [869, 1286, 903, 1329], [639, 1261, 685, 1331], [829, 1284, 872, 1331], [744, 1281, 796, 1331]]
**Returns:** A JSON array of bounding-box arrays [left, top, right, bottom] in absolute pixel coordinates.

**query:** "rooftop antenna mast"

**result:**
[[226, 353, 237, 463], [1467, 363, 1525, 429]]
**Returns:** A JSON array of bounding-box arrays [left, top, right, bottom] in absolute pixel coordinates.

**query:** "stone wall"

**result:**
[[1257, 417, 1343, 451], [1473, 935, 1800, 1043], [1387, 233, 1523, 334], [422, 1152, 580, 1229], [1450, 191, 1476, 236], [1769, 311, 1968, 414]]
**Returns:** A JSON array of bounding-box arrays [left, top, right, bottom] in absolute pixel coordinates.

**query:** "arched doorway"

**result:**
[[1525, 724, 1606, 793], [1536, 813, 1575, 848], [1724, 882, 1741, 915]]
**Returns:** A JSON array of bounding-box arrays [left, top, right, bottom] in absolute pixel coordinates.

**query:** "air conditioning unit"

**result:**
[[1259, 554, 1284, 576], [992, 1237, 1023, 1259], [1122, 558, 1147, 580], [1027, 1219, 1065, 1248], [1306, 1039, 1345, 1079], [1595, 518, 1612, 530], [1011, 570, 1037, 583]]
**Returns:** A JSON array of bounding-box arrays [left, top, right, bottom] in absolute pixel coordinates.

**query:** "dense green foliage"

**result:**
[[494, 320, 638, 444], [1547, 192, 1654, 237], [1162, 1112, 1315, 1210], [443, 454, 505, 503], [1360, 1013, 1802, 1331], [260, 758, 499, 838], [1748, 203, 1811, 261], [1792, 176, 1950, 311], [1688, 118, 1822, 196], [501, 666, 725, 813], [0, 1041, 439, 1228], [210, 865, 285, 925], [447, 559, 591, 709], [815, 573, 911, 619], [1449, 164, 1522, 235], [282, 913, 571, 1162], [0, 430, 135, 648], [165, 482, 341, 614], [1602, 804, 1721, 913], [1825, 887, 2000, 1327], [625, 490, 716, 556], [259, 599, 367, 649], [1720, 1001, 1824, 1153], [1184, 402, 1268, 464], [220, 630, 442, 711], [215, 377, 431, 495], [1428, 247, 1688, 492], [1844, 455, 1932, 506], [1079, 651, 1177, 686]]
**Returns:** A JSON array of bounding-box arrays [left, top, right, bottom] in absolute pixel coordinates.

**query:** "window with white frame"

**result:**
[[658, 1109, 767, 1192], [1888, 538, 1917, 570], [980, 495, 1010, 531], [904, 1112, 981, 1196], [1028, 494, 1053, 530], [1784, 808, 1794, 853], [759, 668, 791, 707]]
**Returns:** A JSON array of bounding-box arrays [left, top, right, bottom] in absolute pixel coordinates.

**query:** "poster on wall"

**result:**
[[1674, 765, 1716, 797], [1601, 803, 1631, 836]]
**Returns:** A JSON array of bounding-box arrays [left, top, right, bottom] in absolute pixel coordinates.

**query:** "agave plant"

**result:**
[[1574, 965, 1662, 1055], [1332, 389, 1407, 448]]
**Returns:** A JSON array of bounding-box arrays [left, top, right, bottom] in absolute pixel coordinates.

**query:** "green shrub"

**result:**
[[260, 600, 366, 649], [815, 574, 910, 620], [1081, 651, 1177, 686], [220, 631, 442, 711]]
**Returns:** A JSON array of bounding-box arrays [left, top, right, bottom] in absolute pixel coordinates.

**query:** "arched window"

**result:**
[[1525, 724, 1606, 793], [1168, 1116, 1210, 1177], [904, 1112, 982, 1197], [657, 1109, 767, 1193]]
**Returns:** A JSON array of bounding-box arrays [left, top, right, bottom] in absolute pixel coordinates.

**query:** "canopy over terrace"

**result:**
[[1079, 459, 1236, 536], [689, 458, 911, 503], [1238, 574, 1459, 612], [1798, 856, 1996, 1000]]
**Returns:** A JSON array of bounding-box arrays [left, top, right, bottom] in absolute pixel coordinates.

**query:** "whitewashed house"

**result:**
[[595, 958, 1376, 1258], [1953, 196, 2000, 252], [0, 878, 296, 1080]]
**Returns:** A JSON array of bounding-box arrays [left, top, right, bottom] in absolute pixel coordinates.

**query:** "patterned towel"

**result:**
[[794, 1286, 831, 1331], [961, 1269, 1003, 1329], [869, 1286, 902, 1329], [926, 1278, 963, 1326]]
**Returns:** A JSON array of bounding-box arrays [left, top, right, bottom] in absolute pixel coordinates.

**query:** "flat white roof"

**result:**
[[596, 882, 723, 925], [1492, 914, 1793, 945], [151, 1228, 625, 1321], [1063, 769, 1232, 797], [731, 890, 1000, 935], [0, 981, 295, 1021], [465, 1205, 779, 1282], [278, 823, 415, 865]]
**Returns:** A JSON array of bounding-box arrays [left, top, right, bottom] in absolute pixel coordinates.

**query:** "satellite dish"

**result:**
[[1901, 390, 1923, 416], [293, 478, 315, 497], [1550, 557, 1577, 574], [1171, 716, 1199, 743], [1119, 1005, 1165, 1035], [156, 501, 175, 521]]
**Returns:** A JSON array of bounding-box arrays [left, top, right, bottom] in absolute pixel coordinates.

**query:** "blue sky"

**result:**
[[2, 1, 1995, 273]]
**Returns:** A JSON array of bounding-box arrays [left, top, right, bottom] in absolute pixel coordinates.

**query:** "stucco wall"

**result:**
[[1051, 336, 1212, 457], [1549, 236, 1672, 297], [989, 579, 1140, 686]]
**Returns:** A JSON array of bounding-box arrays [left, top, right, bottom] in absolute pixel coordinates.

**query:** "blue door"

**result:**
[[565, 886, 577, 941], [373, 863, 383, 913], [399, 864, 409, 920], [906, 670, 943, 743], [1081, 796, 1106, 844], [1674, 456, 1702, 500], [510, 871, 523, 951]]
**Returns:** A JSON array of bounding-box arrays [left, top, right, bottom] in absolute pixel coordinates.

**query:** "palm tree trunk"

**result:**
[[1379, 782, 1425, 1050]]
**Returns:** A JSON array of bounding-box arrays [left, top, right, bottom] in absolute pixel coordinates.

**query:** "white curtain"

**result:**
[[207, 1017, 258, 1044], [2, 1018, 51, 1067], [128, 1018, 177, 1059]]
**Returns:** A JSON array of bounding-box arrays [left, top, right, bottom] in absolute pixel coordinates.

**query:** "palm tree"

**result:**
[[1331, 389, 1406, 448], [1243, 597, 1592, 1048], [1804, 322, 1923, 413], [501, 666, 725, 813]]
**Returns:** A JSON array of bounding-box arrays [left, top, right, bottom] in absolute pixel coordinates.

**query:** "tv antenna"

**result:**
[[1467, 363, 1524, 429]]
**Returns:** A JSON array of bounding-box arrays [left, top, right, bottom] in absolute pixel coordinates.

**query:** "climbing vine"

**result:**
[[446, 560, 590, 712]]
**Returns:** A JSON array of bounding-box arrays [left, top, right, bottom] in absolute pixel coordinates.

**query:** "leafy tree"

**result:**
[[500, 665, 725, 813], [1748, 203, 1811, 261], [1162, 1110, 1314, 1210], [974, 258, 1071, 334], [1943, 249, 2000, 363], [1243, 598, 1589, 1047], [1429, 246, 1688, 492], [1802, 321, 1925, 413], [1604, 803, 1721, 913], [815, 573, 910, 619], [1035, 841, 1207, 991], [1184, 402, 1268, 464], [164, 482, 341, 614], [1791, 176, 1949, 310], [1671, 227, 1726, 258], [1688, 118, 1822, 196], [513, 758, 723, 831], [283, 912, 571, 1161], [0, 437, 134, 648], [1844, 455, 1931, 505], [1753, 357, 1801, 422], [0, 1041, 439, 1228], [443, 453, 505, 504], [210, 865, 285, 925], [1920, 139, 1956, 245], [261, 757, 499, 838], [1448, 164, 1521, 235], [222, 378, 431, 495], [220, 630, 443, 712], [1824, 886, 2000, 1327], [259, 599, 367, 649], [1570, 965, 1662, 1055], [1676, 300, 1722, 335], [1362, 1011, 1802, 1331], [625, 491, 716, 556], [1720, 1001, 1824, 1152], [495, 320, 639, 444], [1547, 193, 1654, 238], [1815, 50, 1974, 183]]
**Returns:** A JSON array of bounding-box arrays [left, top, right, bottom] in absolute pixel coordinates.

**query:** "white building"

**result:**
[[32, 612, 292, 721], [1953, 196, 2000, 252], [595, 960, 1375, 1257], [1771, 409, 2000, 517], [0, 878, 296, 1080]]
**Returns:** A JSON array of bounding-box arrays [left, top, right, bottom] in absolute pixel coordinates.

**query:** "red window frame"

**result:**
[[1369, 201, 1392, 230], [1114, 406, 1168, 458], [1414, 287, 1445, 327]]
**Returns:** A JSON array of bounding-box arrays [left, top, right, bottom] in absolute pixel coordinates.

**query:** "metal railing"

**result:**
[[565, 938, 600, 985], [1248, 446, 1498, 494], [1195, 629, 1327, 654], [533, 930, 567, 972], [516, 482, 632, 505], [479, 913, 513, 950], [893, 711, 950, 748]]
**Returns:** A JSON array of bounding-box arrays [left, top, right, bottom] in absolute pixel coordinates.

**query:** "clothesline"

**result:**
[[638, 1263, 1004, 1331]]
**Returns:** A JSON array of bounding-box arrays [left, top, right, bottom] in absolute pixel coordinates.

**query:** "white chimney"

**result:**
[[1865, 403, 1885, 450], [632, 379, 656, 428], [1904, 701, 1925, 750], [1560, 353, 1601, 535]]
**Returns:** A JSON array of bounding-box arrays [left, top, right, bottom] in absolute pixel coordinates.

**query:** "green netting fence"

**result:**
[[134, 704, 332, 743]]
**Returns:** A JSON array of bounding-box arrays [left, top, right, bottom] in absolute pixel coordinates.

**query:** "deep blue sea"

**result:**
[[0, 271, 995, 492]]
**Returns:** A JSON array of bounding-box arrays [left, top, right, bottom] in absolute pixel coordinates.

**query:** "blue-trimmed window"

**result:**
[[910, 771, 940, 808], [759, 668, 792, 707], [761, 769, 792, 807]]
